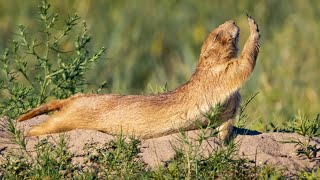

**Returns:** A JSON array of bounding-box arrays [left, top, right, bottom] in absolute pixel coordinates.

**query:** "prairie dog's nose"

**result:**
[[226, 20, 236, 25]]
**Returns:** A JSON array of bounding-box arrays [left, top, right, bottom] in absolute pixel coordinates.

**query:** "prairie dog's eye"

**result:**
[[213, 33, 220, 41]]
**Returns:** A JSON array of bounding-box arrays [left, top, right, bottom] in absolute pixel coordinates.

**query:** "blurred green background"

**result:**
[[0, 0, 319, 131]]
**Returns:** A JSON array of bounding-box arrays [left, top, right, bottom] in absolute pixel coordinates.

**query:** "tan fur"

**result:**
[[17, 16, 260, 140]]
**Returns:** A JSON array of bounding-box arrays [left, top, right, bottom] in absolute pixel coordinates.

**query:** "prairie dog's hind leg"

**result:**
[[27, 113, 72, 136], [217, 92, 240, 142], [217, 118, 234, 142]]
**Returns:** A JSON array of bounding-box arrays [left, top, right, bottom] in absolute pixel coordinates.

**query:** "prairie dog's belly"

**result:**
[[220, 91, 241, 120], [65, 91, 240, 138]]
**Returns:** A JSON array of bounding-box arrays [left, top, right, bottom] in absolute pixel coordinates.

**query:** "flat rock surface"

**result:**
[[1, 115, 319, 175]]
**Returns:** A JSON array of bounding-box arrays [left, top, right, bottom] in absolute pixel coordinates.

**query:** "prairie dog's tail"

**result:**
[[17, 99, 69, 122], [17, 93, 93, 122]]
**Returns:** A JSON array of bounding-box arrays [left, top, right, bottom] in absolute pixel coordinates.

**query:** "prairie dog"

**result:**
[[18, 16, 260, 140]]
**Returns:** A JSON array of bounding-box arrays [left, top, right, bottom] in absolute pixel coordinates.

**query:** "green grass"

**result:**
[[0, 0, 319, 179]]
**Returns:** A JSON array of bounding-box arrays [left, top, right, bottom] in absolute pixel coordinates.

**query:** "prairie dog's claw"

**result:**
[[246, 13, 250, 19], [247, 15, 260, 39]]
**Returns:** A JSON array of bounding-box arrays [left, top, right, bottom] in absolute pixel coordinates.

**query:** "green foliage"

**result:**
[[236, 92, 259, 129], [298, 167, 320, 180], [0, 2, 106, 171], [0, 0, 106, 120], [158, 142, 252, 179], [150, 137, 284, 179], [146, 82, 168, 94], [1, 134, 75, 179], [283, 112, 320, 159], [289, 112, 320, 137], [81, 134, 147, 179], [32, 136, 75, 179]]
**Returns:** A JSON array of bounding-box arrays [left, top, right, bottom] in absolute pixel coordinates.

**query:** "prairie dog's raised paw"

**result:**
[[246, 14, 260, 40]]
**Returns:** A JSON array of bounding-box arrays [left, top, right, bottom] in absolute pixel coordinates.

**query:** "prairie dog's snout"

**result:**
[[220, 20, 240, 39]]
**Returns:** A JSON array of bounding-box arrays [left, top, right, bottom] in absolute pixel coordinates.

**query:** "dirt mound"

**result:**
[[1, 115, 319, 175]]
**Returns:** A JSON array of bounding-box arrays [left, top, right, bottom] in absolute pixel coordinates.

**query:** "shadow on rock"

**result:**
[[234, 127, 262, 136]]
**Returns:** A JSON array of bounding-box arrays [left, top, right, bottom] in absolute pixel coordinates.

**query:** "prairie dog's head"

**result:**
[[199, 20, 239, 67]]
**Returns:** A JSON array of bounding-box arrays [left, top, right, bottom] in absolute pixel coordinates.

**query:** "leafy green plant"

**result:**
[[283, 112, 320, 159], [82, 134, 148, 179], [0, 0, 106, 162], [298, 167, 320, 180], [0, 0, 106, 178], [236, 92, 259, 129], [0, 134, 76, 179], [0, 150, 31, 178], [289, 112, 320, 137], [146, 82, 168, 94], [154, 137, 285, 179], [0, 0, 106, 120], [31, 135, 75, 179]]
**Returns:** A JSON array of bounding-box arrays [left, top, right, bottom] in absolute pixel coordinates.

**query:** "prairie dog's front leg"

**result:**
[[217, 16, 260, 141], [224, 15, 260, 91], [238, 15, 260, 71]]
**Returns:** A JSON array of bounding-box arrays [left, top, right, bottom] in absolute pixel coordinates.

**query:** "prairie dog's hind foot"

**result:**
[[26, 116, 70, 136], [27, 125, 51, 136], [217, 118, 234, 143]]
